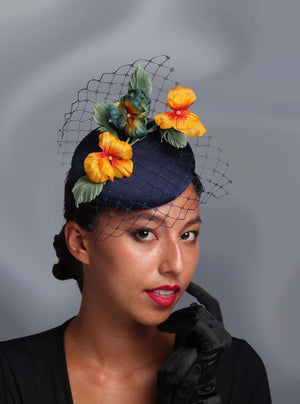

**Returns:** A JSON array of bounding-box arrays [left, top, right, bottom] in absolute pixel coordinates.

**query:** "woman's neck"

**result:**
[[65, 302, 175, 373]]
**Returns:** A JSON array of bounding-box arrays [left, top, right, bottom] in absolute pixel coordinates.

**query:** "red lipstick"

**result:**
[[145, 284, 180, 307]]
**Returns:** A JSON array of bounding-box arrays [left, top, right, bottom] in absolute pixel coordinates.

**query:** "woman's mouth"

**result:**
[[145, 285, 180, 307]]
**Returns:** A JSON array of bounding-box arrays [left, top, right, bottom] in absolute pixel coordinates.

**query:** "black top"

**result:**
[[0, 319, 272, 403]]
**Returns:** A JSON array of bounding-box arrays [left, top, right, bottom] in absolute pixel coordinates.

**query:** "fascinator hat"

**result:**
[[58, 56, 230, 240]]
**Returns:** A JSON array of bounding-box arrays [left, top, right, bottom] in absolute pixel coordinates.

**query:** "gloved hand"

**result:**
[[156, 281, 232, 404]]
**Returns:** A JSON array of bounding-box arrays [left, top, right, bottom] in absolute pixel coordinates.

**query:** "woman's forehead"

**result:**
[[92, 183, 200, 239]]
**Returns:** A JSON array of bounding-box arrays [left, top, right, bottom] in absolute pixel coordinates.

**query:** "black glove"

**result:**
[[156, 281, 232, 404]]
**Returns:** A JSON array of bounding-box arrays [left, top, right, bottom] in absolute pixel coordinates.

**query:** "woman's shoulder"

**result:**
[[0, 319, 73, 404], [0, 318, 74, 373], [0, 321, 66, 360], [223, 336, 268, 373], [216, 337, 272, 403], [226, 336, 264, 358]]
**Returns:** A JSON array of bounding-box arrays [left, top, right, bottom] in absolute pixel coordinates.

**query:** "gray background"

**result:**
[[0, 1, 299, 402]]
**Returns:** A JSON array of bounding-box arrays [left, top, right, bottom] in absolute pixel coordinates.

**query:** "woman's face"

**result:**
[[82, 183, 201, 327]]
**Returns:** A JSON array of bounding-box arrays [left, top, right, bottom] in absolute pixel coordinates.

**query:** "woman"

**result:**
[[0, 57, 272, 403]]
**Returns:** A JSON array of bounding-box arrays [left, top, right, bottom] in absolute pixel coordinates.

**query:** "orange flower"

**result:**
[[84, 132, 133, 183], [155, 86, 207, 137]]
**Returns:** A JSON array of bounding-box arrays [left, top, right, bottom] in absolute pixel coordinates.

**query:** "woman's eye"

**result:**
[[133, 229, 156, 241], [181, 231, 199, 241]]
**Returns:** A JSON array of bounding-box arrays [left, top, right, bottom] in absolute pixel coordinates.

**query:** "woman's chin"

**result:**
[[135, 307, 174, 328]]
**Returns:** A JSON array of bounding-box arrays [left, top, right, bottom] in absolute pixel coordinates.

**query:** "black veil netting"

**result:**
[[58, 56, 231, 240]]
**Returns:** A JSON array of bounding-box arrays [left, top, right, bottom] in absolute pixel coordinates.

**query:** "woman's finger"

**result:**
[[187, 281, 223, 322]]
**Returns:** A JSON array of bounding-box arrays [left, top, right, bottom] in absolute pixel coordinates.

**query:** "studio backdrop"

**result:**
[[0, 1, 299, 403]]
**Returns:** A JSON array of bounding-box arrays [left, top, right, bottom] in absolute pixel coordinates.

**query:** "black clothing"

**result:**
[[0, 319, 272, 404]]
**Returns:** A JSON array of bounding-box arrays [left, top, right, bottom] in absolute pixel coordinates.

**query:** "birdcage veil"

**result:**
[[58, 55, 231, 240]]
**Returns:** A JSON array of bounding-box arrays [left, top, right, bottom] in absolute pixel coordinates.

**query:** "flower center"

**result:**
[[127, 113, 131, 118], [108, 155, 113, 161], [176, 110, 181, 115]]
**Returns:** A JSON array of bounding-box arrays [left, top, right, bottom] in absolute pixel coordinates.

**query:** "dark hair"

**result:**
[[52, 171, 203, 292], [52, 170, 98, 292]]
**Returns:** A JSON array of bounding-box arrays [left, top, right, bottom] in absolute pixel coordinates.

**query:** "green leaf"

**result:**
[[94, 102, 118, 136], [98, 123, 118, 137], [94, 103, 110, 126], [162, 129, 188, 149], [128, 65, 152, 99], [72, 176, 106, 207]]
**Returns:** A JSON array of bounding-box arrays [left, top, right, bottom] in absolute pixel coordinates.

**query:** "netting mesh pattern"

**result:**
[[58, 55, 231, 207], [89, 180, 202, 241]]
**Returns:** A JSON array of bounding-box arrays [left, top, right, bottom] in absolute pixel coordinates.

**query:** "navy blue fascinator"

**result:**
[[59, 56, 231, 230], [70, 128, 195, 210]]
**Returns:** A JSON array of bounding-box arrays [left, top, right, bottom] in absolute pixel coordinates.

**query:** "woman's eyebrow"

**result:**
[[128, 213, 167, 225], [181, 216, 202, 228], [126, 214, 201, 227]]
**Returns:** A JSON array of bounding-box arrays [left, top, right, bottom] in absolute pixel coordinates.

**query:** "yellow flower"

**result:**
[[84, 132, 133, 183], [155, 86, 207, 137]]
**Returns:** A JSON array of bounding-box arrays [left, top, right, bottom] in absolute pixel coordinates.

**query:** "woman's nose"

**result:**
[[157, 239, 184, 276]]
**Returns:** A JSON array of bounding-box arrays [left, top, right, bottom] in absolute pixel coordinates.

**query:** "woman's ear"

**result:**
[[64, 221, 91, 265]]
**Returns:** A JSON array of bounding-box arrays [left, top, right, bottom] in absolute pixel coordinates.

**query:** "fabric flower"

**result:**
[[84, 132, 133, 183], [154, 86, 207, 137], [109, 89, 151, 138]]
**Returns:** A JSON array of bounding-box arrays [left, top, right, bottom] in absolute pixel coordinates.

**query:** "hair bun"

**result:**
[[52, 226, 83, 292]]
